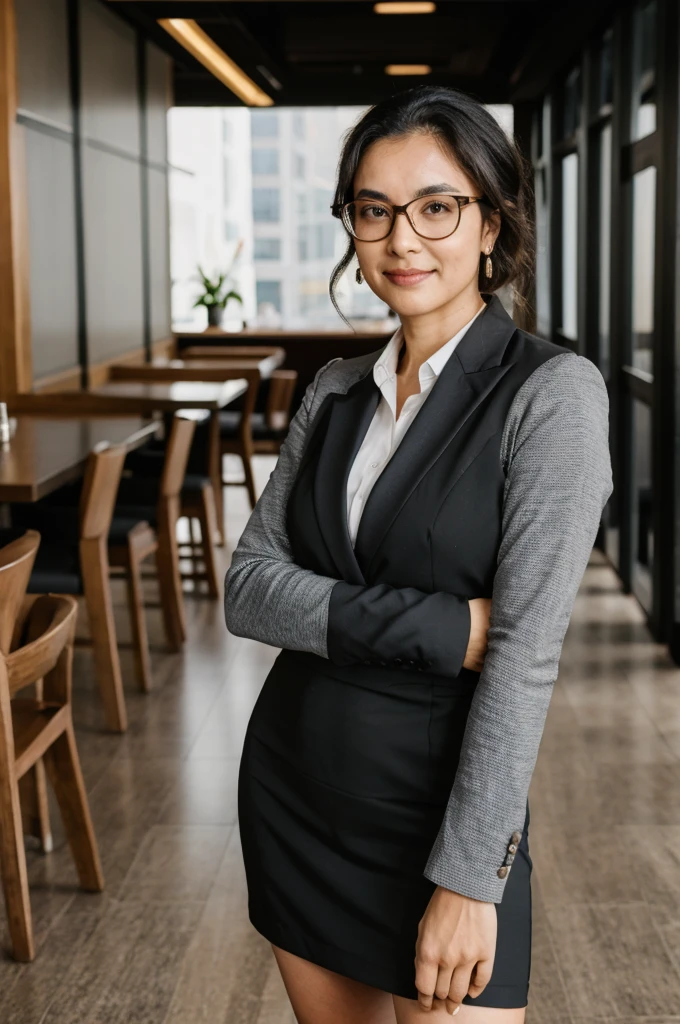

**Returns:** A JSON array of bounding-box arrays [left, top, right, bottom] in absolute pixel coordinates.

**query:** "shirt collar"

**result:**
[[373, 301, 487, 390]]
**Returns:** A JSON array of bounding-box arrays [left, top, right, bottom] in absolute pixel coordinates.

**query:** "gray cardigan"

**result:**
[[225, 345, 613, 903]]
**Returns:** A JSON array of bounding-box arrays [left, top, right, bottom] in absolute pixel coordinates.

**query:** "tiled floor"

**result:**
[[2, 458, 680, 1022]]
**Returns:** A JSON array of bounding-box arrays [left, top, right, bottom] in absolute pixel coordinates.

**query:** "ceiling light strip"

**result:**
[[158, 18, 273, 107], [385, 64, 432, 75], [374, 2, 436, 13]]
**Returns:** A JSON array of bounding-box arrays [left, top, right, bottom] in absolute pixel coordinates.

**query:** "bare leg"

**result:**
[[393, 995, 526, 1023], [271, 943, 397, 1024]]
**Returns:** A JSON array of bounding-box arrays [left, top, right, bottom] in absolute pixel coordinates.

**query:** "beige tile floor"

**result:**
[[1, 457, 680, 1022]]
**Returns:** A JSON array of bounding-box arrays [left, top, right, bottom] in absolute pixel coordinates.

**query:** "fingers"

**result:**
[[414, 954, 439, 1011], [415, 954, 476, 1014], [467, 957, 494, 998]]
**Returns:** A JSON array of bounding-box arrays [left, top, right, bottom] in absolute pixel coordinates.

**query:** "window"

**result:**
[[315, 223, 336, 260], [254, 237, 281, 260], [598, 124, 612, 379], [561, 67, 581, 138], [222, 119, 233, 146], [297, 225, 309, 262], [560, 152, 579, 340], [293, 110, 306, 139], [294, 152, 305, 178], [251, 148, 279, 175], [222, 158, 232, 207], [224, 220, 240, 242], [596, 29, 614, 112], [632, 398, 653, 611], [296, 192, 307, 219], [257, 280, 282, 311], [630, 165, 656, 375], [314, 188, 332, 217], [253, 188, 280, 223], [252, 111, 279, 138], [631, 0, 657, 141]]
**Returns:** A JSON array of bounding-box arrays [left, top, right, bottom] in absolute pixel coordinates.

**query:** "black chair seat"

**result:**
[[182, 473, 211, 493], [0, 528, 82, 594], [218, 410, 287, 442], [108, 516, 154, 546]]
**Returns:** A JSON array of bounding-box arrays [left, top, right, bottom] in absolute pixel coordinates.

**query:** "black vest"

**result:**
[[287, 293, 571, 600]]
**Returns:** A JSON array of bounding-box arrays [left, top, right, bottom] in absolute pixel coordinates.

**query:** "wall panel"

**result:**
[[15, 0, 72, 129], [148, 166, 170, 341], [25, 129, 79, 377], [79, 0, 139, 155], [82, 146, 144, 362]]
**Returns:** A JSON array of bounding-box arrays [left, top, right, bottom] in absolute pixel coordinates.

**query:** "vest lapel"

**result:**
[[313, 370, 380, 585], [353, 293, 518, 576]]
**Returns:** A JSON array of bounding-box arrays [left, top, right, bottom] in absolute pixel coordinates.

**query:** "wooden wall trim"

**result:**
[[33, 335, 175, 393], [0, 0, 32, 399]]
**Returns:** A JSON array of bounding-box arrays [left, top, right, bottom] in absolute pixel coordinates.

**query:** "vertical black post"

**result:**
[[137, 33, 152, 362], [512, 100, 537, 335], [66, 0, 88, 388]]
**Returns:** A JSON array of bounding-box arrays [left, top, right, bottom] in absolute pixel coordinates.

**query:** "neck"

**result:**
[[397, 288, 487, 375]]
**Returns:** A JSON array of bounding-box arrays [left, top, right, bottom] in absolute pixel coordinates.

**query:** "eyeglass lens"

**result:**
[[342, 196, 462, 241]]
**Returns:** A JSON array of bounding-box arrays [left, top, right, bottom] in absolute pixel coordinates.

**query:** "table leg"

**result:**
[[209, 412, 225, 546]]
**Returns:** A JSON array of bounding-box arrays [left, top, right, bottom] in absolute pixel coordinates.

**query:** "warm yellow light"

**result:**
[[374, 2, 436, 12], [385, 64, 432, 75], [158, 19, 273, 107]]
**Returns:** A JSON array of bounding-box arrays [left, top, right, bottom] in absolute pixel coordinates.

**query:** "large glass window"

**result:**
[[596, 29, 614, 111], [561, 66, 582, 137], [256, 279, 282, 312], [251, 112, 279, 138], [630, 166, 656, 375], [631, 0, 657, 140], [560, 152, 579, 340], [251, 148, 279, 175], [632, 398, 653, 611], [598, 124, 612, 379], [253, 187, 280, 223], [254, 237, 281, 260]]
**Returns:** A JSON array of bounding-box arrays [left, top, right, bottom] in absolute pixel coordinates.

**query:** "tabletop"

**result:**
[[0, 416, 159, 502], [10, 379, 248, 416], [108, 355, 282, 382]]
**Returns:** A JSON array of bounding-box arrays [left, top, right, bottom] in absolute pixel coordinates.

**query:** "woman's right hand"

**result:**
[[463, 598, 491, 672]]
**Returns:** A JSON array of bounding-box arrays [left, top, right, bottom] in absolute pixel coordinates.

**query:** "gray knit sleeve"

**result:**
[[224, 359, 341, 656], [423, 352, 613, 903]]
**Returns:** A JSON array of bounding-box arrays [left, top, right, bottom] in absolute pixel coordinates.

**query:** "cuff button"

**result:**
[[497, 866, 509, 878], [511, 831, 522, 844], [507, 843, 518, 855]]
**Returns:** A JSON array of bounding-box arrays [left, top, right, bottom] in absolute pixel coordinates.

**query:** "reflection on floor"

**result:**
[[1, 457, 680, 1023]]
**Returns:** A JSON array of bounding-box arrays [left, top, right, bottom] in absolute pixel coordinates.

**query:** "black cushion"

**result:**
[[219, 410, 287, 442], [0, 527, 82, 594]]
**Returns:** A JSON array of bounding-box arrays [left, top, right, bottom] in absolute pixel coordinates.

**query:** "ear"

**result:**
[[482, 208, 501, 250]]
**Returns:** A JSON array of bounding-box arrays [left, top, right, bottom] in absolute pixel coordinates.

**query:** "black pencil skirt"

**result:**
[[237, 648, 533, 1007]]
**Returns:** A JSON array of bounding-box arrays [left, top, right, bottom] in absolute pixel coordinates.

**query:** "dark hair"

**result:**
[[329, 85, 534, 328]]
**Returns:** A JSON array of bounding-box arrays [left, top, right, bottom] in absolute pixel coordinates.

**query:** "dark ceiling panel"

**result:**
[[105, 0, 619, 107]]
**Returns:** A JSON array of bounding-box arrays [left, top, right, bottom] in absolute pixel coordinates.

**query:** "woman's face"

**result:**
[[351, 132, 500, 319]]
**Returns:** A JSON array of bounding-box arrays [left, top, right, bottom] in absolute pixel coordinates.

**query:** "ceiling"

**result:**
[[107, 0, 619, 107]]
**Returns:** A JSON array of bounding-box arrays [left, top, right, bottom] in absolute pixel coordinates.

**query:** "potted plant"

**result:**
[[193, 240, 244, 328]]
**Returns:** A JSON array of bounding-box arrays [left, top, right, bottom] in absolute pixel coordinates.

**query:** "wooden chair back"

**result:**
[[79, 443, 127, 540], [160, 415, 196, 499], [0, 532, 41, 657], [265, 370, 298, 432], [5, 594, 77, 699]]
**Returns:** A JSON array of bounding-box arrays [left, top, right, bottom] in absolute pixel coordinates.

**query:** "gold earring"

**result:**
[[485, 247, 493, 279], [356, 267, 363, 285]]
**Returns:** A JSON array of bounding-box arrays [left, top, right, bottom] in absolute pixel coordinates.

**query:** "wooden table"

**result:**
[[108, 354, 284, 383], [0, 416, 158, 502], [9, 381, 248, 542], [181, 345, 286, 364]]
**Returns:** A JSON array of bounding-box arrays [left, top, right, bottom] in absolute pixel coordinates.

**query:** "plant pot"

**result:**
[[206, 305, 223, 328]]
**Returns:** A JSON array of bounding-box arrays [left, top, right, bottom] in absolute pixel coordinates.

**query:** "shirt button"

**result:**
[[371, 462, 379, 468]]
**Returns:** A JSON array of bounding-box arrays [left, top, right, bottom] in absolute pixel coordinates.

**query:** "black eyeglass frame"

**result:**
[[335, 194, 492, 242]]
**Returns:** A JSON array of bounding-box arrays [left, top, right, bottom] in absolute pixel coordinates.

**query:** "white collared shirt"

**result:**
[[346, 303, 487, 547]]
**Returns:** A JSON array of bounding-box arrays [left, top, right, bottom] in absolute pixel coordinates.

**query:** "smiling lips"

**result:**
[[383, 268, 434, 286]]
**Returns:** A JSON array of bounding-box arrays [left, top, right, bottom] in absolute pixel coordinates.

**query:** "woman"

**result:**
[[225, 86, 613, 1023]]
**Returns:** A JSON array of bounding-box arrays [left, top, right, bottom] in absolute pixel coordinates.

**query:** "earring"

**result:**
[[485, 247, 493, 279], [356, 266, 363, 285]]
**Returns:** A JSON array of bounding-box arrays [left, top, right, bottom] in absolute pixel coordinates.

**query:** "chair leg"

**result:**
[[196, 484, 220, 600], [80, 536, 127, 733], [43, 720, 104, 893], [241, 447, 257, 509], [19, 760, 53, 853], [156, 496, 186, 650], [124, 538, 153, 693], [0, 679, 34, 961]]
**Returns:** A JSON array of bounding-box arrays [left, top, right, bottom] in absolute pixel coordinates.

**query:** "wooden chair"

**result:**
[[109, 414, 196, 682], [7, 444, 130, 732], [253, 369, 299, 455], [0, 532, 103, 962], [218, 366, 261, 509]]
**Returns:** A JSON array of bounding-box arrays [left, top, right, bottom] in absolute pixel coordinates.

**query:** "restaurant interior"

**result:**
[[2, 0, 680, 1021]]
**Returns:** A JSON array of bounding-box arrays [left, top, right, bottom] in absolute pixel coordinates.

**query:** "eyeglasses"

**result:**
[[338, 194, 488, 242]]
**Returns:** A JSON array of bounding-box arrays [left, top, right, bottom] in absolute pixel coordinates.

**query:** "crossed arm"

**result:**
[[225, 351, 613, 902]]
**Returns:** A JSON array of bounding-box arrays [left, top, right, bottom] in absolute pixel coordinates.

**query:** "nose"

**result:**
[[387, 210, 422, 257]]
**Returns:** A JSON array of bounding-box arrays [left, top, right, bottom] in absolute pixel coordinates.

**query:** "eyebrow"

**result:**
[[354, 183, 462, 202]]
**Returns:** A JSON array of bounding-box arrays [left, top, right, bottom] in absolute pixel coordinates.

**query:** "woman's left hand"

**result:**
[[414, 885, 497, 1014]]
